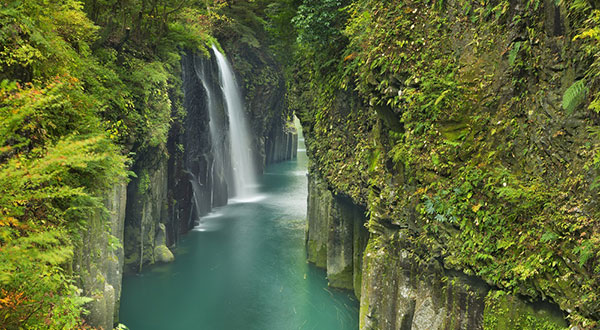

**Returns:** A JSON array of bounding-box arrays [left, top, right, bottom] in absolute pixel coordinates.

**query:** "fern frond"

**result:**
[[562, 79, 587, 113], [508, 42, 521, 66], [589, 95, 600, 113]]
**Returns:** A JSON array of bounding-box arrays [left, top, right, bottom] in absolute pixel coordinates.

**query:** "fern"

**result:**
[[589, 95, 600, 113], [562, 79, 587, 113], [508, 42, 521, 66], [568, 0, 591, 13]]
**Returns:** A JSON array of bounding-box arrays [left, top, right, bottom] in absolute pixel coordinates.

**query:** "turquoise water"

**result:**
[[119, 137, 359, 330]]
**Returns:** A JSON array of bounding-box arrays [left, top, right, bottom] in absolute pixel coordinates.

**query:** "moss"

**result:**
[[306, 239, 327, 268], [353, 260, 362, 299], [359, 258, 372, 328], [438, 119, 470, 143], [153, 245, 175, 263], [359, 237, 378, 328], [328, 264, 354, 290], [483, 291, 568, 330]]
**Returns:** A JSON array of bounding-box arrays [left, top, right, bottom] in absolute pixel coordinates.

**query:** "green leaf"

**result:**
[[508, 41, 521, 66], [562, 79, 587, 114], [434, 89, 451, 106], [540, 231, 558, 243]]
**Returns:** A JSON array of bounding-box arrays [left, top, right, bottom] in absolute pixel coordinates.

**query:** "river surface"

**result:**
[[119, 135, 359, 330]]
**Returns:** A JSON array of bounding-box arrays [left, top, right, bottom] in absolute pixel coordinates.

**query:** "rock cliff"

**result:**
[[296, 0, 600, 328], [74, 183, 127, 330]]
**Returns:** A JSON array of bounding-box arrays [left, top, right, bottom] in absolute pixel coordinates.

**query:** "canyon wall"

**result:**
[[298, 0, 600, 328]]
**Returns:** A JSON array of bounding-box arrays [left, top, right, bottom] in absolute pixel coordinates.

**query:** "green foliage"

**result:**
[[121, 59, 172, 149], [562, 79, 587, 113], [508, 42, 522, 66], [0, 0, 227, 327], [82, 0, 225, 54], [138, 170, 151, 195], [0, 77, 99, 158], [483, 290, 568, 330], [264, 0, 300, 67], [0, 78, 127, 329], [0, 135, 126, 226], [166, 6, 225, 54], [220, 1, 268, 49], [293, 0, 349, 49], [0, 0, 98, 81], [291, 0, 351, 75], [0, 229, 94, 330], [569, 2, 600, 113]]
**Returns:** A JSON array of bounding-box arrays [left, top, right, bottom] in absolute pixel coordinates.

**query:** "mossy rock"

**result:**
[[307, 239, 327, 268], [483, 290, 568, 330], [154, 245, 175, 263], [328, 264, 354, 290]]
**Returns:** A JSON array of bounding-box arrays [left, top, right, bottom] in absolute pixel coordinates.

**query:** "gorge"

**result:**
[[1, 1, 599, 330], [119, 124, 359, 330]]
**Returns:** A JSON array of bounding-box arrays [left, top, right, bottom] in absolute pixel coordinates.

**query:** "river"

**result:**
[[119, 133, 359, 330]]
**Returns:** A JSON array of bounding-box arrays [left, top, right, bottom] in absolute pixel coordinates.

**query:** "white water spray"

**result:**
[[212, 45, 258, 198]]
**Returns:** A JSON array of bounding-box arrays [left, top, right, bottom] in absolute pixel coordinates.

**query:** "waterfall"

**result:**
[[212, 45, 257, 199], [193, 57, 227, 208]]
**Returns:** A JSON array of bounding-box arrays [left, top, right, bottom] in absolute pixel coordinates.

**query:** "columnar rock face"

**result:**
[[74, 182, 127, 330], [265, 123, 298, 165], [306, 174, 333, 268], [306, 173, 369, 295], [105, 183, 128, 323], [360, 236, 488, 330], [306, 171, 569, 330], [360, 235, 568, 330], [123, 151, 170, 271]]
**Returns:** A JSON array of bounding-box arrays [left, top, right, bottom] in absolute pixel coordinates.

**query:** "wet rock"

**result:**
[[154, 223, 175, 263], [73, 182, 128, 330], [154, 245, 175, 263]]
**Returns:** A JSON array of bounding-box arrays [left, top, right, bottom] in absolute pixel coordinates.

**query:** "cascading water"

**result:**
[[212, 45, 258, 199], [194, 56, 225, 208]]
